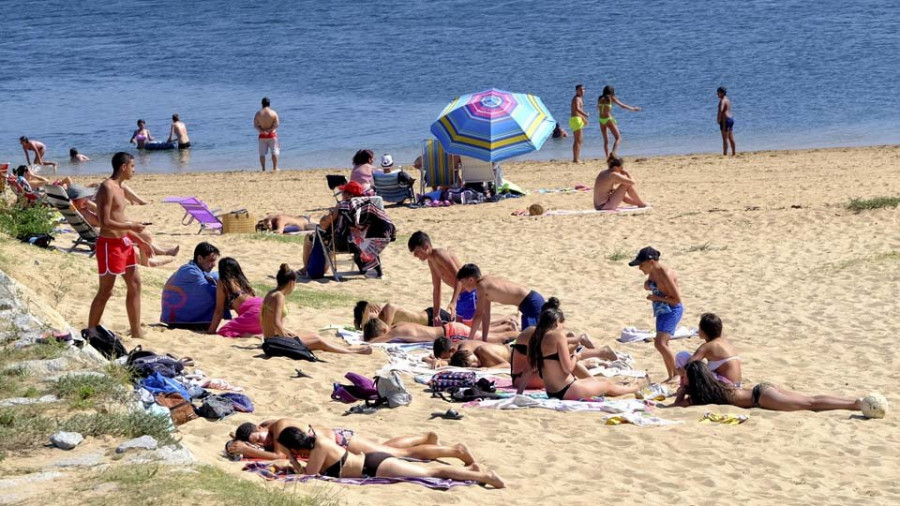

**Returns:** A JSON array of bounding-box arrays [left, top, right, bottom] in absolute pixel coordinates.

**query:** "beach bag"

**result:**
[[82, 325, 127, 360], [155, 392, 198, 426], [220, 392, 254, 413], [429, 371, 477, 393], [221, 209, 255, 234], [198, 394, 235, 420], [331, 372, 380, 404], [261, 337, 320, 362], [130, 355, 184, 379], [438, 378, 501, 403], [306, 233, 328, 280], [375, 371, 412, 408], [140, 372, 192, 400]]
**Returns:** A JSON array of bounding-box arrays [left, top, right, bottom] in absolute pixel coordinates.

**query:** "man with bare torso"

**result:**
[[717, 87, 736, 156], [427, 337, 513, 369], [593, 154, 647, 210], [254, 96, 280, 172], [19, 136, 57, 170], [407, 231, 478, 326], [167, 114, 191, 148], [569, 84, 589, 163], [456, 264, 546, 343], [88, 152, 147, 338]]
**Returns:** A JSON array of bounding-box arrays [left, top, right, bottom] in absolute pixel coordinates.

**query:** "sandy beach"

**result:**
[[1, 145, 899, 505]]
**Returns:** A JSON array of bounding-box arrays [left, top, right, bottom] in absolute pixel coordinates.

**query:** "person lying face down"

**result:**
[[362, 318, 519, 345], [426, 337, 513, 369], [353, 300, 450, 329], [227, 418, 475, 464]]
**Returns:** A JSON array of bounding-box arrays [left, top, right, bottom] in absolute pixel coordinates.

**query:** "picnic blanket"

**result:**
[[466, 395, 678, 427], [543, 206, 652, 216], [242, 462, 474, 489], [618, 326, 698, 343]]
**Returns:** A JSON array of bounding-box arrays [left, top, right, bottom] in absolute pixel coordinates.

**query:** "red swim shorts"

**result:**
[[96, 236, 137, 276]]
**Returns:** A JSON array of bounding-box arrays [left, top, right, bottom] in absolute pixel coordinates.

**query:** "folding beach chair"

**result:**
[[163, 196, 228, 234], [326, 175, 349, 202], [42, 185, 98, 256], [459, 156, 502, 193], [312, 196, 390, 282], [6, 173, 43, 206], [372, 171, 415, 205], [420, 139, 459, 193]]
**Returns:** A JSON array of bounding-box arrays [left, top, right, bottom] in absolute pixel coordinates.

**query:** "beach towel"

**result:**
[[218, 297, 263, 337], [617, 325, 698, 343], [242, 462, 474, 489], [543, 206, 652, 216], [466, 395, 678, 427], [699, 412, 749, 425], [534, 184, 591, 194]]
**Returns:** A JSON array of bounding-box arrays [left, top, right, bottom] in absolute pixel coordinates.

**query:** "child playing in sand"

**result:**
[[408, 231, 478, 326], [456, 263, 546, 342], [630, 246, 683, 382], [362, 318, 518, 344], [262, 264, 370, 355]]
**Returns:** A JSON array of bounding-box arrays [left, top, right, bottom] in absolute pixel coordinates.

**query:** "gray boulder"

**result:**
[[116, 435, 158, 453], [50, 431, 84, 450]]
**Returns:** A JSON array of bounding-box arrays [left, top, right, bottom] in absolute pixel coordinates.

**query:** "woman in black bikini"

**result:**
[[526, 304, 644, 400], [277, 427, 505, 488], [680, 362, 885, 416]]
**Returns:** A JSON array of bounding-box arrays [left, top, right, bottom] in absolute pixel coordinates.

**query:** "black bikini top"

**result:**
[[321, 449, 348, 478]]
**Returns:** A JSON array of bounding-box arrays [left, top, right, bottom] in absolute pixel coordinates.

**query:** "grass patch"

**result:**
[[0, 340, 68, 364], [0, 198, 57, 239], [606, 246, 631, 262], [83, 464, 340, 506], [685, 242, 728, 253], [246, 233, 311, 245], [0, 405, 56, 457], [60, 410, 177, 446], [252, 283, 358, 310], [846, 196, 900, 213], [54, 373, 129, 409]]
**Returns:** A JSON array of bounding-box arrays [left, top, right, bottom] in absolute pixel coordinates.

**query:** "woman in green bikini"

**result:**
[[597, 85, 642, 158], [261, 263, 371, 355]]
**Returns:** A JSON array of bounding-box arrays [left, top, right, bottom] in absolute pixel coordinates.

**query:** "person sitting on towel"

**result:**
[[261, 264, 370, 355], [362, 318, 518, 345], [456, 263, 548, 342], [228, 418, 474, 464], [593, 154, 648, 211], [160, 242, 220, 329]]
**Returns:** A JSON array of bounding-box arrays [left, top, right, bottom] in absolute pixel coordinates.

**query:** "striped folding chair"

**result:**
[[420, 139, 459, 193]]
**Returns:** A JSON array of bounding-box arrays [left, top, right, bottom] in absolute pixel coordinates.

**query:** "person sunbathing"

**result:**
[[677, 361, 886, 417], [456, 263, 547, 342], [208, 257, 262, 337], [228, 419, 475, 464], [593, 154, 647, 211], [362, 318, 518, 344], [427, 337, 514, 369], [525, 304, 645, 400], [277, 427, 505, 488], [14, 165, 74, 191], [256, 213, 317, 234], [262, 264, 371, 355], [354, 300, 518, 331]]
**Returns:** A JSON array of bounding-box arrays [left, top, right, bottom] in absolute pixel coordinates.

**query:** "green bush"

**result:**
[[0, 199, 57, 239]]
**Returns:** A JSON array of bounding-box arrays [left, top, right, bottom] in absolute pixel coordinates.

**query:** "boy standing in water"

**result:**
[[456, 263, 545, 342], [88, 152, 148, 338], [716, 87, 736, 156], [408, 231, 476, 326], [630, 246, 683, 381], [569, 84, 589, 163]]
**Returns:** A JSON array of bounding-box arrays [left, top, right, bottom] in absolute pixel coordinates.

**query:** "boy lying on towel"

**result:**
[[426, 337, 513, 369], [354, 300, 519, 331], [362, 319, 518, 344]]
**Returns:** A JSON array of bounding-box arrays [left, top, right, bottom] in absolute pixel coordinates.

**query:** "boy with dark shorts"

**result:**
[[456, 263, 546, 342], [408, 231, 477, 326], [87, 152, 148, 338]]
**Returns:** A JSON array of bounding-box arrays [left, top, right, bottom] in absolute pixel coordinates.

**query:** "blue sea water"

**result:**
[[1, 0, 898, 175]]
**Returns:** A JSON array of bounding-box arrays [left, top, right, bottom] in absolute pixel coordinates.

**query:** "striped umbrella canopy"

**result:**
[[430, 88, 556, 162]]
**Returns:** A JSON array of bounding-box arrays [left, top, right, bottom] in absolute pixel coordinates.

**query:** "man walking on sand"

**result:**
[[88, 152, 148, 338], [254, 97, 280, 172], [570, 84, 589, 163]]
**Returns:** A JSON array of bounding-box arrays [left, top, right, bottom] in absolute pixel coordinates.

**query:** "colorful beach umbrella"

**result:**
[[430, 88, 556, 162]]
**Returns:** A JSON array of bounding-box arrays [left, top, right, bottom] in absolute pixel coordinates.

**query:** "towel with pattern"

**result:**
[[242, 462, 474, 489]]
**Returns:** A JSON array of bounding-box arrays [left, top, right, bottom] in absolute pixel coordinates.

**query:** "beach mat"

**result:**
[[242, 462, 474, 489]]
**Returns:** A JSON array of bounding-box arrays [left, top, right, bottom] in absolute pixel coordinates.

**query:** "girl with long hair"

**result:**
[[597, 85, 641, 157], [261, 264, 371, 355], [208, 257, 262, 337]]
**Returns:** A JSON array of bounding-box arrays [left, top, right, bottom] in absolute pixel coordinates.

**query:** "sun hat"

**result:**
[[380, 154, 394, 168], [628, 246, 660, 266]]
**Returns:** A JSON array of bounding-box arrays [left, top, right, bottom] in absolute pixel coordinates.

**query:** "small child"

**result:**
[[629, 246, 683, 381]]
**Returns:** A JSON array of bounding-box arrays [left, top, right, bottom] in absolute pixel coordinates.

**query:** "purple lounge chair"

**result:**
[[163, 196, 230, 234]]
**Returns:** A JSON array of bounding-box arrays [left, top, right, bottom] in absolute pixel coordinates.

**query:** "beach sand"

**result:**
[[1, 145, 899, 505]]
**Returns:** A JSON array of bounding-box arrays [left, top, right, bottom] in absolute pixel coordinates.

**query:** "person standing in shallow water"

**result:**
[[569, 84, 589, 163], [717, 87, 736, 156], [255, 97, 280, 172]]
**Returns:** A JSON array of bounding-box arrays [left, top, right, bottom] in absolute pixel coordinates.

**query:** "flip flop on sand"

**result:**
[[430, 409, 464, 421]]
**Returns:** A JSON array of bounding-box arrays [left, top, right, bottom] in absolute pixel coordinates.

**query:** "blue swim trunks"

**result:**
[[518, 290, 546, 330], [720, 117, 734, 132], [456, 290, 477, 322], [655, 303, 684, 334]]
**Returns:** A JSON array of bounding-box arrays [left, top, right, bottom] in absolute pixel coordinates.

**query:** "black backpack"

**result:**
[[81, 325, 127, 360], [261, 337, 320, 362], [198, 395, 235, 420]]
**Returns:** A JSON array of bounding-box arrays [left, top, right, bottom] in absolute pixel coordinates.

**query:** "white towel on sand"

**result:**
[[618, 326, 698, 343], [468, 395, 679, 426]]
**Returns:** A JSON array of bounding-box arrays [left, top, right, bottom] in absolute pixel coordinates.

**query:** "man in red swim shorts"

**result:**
[[87, 152, 149, 338]]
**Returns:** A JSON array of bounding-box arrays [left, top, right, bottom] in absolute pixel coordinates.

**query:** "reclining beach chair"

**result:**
[[420, 139, 459, 193], [313, 196, 392, 282], [42, 185, 97, 256], [163, 196, 226, 234], [459, 156, 502, 193], [326, 175, 349, 203], [372, 171, 415, 205], [6, 173, 43, 206]]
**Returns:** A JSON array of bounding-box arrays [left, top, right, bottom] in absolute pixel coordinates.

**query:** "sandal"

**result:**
[[429, 408, 464, 421]]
